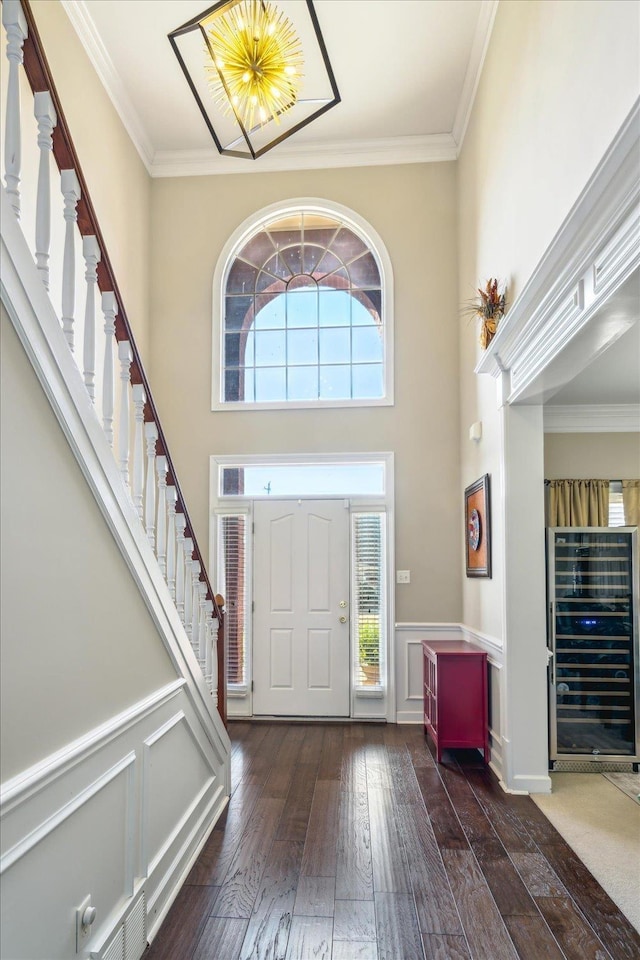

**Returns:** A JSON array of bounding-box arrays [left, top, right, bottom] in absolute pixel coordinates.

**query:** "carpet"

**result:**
[[604, 771, 640, 804], [532, 773, 640, 932]]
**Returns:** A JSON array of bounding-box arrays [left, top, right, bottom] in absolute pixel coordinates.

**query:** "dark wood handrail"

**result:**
[[18, 0, 226, 724]]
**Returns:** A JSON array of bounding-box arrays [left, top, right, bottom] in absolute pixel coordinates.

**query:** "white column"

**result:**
[[117, 340, 132, 490], [175, 513, 187, 625], [2, 1, 28, 219], [60, 169, 81, 351], [499, 384, 551, 793], [156, 455, 168, 576], [131, 385, 146, 520], [166, 485, 177, 600], [144, 421, 158, 550], [183, 537, 194, 633], [82, 235, 101, 401], [101, 292, 117, 447], [33, 91, 57, 290]]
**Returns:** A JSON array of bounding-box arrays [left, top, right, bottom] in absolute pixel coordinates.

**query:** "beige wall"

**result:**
[[149, 163, 461, 622], [545, 433, 640, 479], [0, 307, 176, 781], [29, 1, 152, 361], [457, 0, 640, 637]]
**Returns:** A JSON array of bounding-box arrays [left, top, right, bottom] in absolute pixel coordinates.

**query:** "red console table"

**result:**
[[422, 640, 489, 763]]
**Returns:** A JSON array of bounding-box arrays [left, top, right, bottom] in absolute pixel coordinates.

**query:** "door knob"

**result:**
[[339, 616, 347, 623], [339, 600, 347, 608]]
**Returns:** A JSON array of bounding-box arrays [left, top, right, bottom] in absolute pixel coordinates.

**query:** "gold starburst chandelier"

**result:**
[[169, 0, 340, 160], [205, 0, 304, 130]]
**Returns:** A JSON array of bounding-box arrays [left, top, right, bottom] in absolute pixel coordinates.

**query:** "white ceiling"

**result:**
[[61, 0, 495, 175]]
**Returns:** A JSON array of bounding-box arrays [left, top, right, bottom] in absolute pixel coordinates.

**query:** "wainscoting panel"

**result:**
[[0, 684, 228, 960]]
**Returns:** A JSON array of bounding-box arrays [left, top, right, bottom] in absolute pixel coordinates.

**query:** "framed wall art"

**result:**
[[465, 474, 491, 578]]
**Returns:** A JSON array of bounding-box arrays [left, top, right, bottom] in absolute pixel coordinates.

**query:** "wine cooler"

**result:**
[[548, 527, 639, 766]]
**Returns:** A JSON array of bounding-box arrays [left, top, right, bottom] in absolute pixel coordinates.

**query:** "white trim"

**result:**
[[151, 135, 457, 178], [210, 451, 396, 722], [503, 775, 552, 795], [452, 0, 500, 151], [544, 404, 640, 433], [0, 189, 230, 768], [145, 788, 228, 942], [211, 198, 394, 412], [0, 753, 135, 873], [0, 679, 185, 813], [60, 0, 154, 173], [475, 99, 640, 398]]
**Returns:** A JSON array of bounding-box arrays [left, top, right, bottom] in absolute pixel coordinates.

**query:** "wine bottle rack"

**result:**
[[548, 527, 639, 765]]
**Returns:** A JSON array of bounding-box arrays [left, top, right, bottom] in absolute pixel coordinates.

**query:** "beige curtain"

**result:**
[[547, 479, 609, 527], [622, 479, 640, 526]]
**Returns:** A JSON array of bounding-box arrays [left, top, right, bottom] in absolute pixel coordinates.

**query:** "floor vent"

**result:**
[[552, 760, 637, 773], [91, 889, 146, 960]]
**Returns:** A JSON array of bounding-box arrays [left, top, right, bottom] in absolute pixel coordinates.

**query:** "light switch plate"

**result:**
[[396, 570, 411, 584]]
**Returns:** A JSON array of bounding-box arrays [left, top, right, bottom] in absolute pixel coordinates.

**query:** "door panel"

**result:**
[[253, 499, 350, 716]]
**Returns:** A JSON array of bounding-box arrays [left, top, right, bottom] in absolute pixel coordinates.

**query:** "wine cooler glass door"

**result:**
[[549, 528, 639, 763]]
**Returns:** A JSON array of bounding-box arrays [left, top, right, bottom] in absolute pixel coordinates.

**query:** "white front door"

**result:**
[[253, 499, 350, 716]]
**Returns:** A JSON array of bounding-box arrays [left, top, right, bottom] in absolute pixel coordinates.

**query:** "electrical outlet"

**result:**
[[76, 895, 96, 953], [396, 570, 411, 584]]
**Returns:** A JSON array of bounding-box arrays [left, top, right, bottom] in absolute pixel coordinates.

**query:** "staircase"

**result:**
[[0, 2, 230, 957]]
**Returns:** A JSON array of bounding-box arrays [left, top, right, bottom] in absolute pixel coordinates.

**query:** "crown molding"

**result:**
[[60, 0, 154, 174], [544, 404, 640, 433], [452, 0, 499, 151], [60, 0, 492, 178], [150, 134, 458, 178]]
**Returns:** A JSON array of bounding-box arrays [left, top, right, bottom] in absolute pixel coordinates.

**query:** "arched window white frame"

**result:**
[[212, 199, 394, 410]]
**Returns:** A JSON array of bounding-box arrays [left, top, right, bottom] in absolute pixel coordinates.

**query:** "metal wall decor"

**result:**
[[465, 474, 492, 578], [168, 0, 340, 159]]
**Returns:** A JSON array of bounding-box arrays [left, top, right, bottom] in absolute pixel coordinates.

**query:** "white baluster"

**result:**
[[209, 612, 219, 707], [82, 236, 101, 401], [144, 422, 158, 550], [33, 92, 57, 290], [156, 455, 168, 575], [60, 170, 81, 351], [198, 583, 208, 666], [101, 292, 117, 447], [131, 384, 145, 519], [117, 341, 132, 490], [166, 485, 177, 600], [2, 1, 28, 218], [204, 599, 215, 691], [190, 560, 201, 649], [183, 537, 194, 633], [175, 513, 187, 624]]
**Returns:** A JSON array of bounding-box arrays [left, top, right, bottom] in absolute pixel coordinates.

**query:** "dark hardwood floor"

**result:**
[[145, 722, 639, 960]]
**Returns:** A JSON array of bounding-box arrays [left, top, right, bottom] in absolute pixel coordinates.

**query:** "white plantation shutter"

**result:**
[[217, 513, 248, 687], [352, 512, 386, 687]]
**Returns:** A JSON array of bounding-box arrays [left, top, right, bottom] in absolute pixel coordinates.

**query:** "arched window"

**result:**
[[213, 201, 393, 409]]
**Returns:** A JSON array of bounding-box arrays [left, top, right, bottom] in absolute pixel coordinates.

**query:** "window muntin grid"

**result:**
[[222, 212, 384, 404]]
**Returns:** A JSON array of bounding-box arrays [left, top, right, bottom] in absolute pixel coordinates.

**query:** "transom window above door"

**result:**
[[213, 202, 394, 409]]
